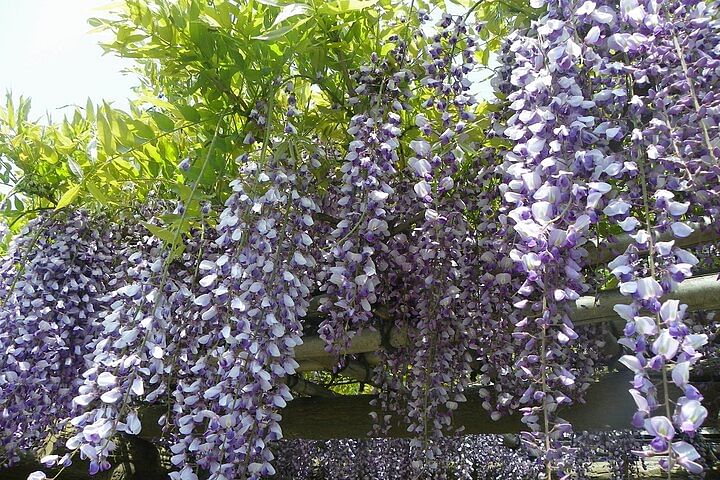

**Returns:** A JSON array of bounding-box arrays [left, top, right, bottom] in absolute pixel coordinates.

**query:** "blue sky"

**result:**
[[0, 0, 494, 121], [0, 0, 137, 121]]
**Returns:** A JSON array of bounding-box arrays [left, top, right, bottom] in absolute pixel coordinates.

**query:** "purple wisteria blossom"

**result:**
[[490, 0, 719, 474], [0, 213, 119, 470]]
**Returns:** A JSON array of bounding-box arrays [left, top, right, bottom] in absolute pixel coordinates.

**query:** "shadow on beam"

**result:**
[[138, 371, 718, 440]]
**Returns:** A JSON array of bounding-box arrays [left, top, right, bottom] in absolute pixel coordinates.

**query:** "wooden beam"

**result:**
[[286, 375, 338, 398], [573, 273, 720, 326], [295, 274, 720, 360], [295, 327, 406, 360], [135, 371, 718, 440], [586, 218, 717, 267], [298, 354, 380, 385], [278, 373, 719, 439]]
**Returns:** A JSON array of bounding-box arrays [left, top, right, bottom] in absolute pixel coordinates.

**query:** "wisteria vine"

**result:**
[[1, 1, 719, 479]]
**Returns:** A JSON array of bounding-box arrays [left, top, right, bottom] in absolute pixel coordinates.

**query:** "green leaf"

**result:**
[[255, 0, 291, 5], [172, 183, 195, 201], [5, 94, 16, 129], [132, 119, 155, 140], [86, 181, 111, 205], [271, 3, 310, 27], [55, 184, 81, 210], [167, 243, 187, 262], [150, 111, 175, 132], [177, 105, 201, 123], [137, 94, 175, 111], [68, 158, 84, 178], [189, 22, 215, 59], [602, 274, 620, 291], [317, 0, 379, 14], [480, 46, 491, 65], [485, 137, 511, 149], [380, 42, 395, 56], [97, 113, 114, 154], [141, 221, 178, 244], [252, 17, 310, 40], [144, 143, 163, 164]]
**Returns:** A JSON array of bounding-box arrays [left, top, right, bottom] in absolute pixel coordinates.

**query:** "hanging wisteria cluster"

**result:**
[[317, 45, 406, 355], [490, 0, 720, 474], [0, 213, 120, 469], [367, 13, 482, 471], [1, 1, 720, 479], [164, 159, 318, 480]]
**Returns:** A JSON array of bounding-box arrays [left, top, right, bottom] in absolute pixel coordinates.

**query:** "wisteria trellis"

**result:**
[[1, 0, 719, 479]]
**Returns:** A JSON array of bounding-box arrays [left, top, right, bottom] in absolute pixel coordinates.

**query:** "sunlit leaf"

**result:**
[[252, 17, 311, 40], [177, 105, 201, 123], [55, 184, 82, 210], [86, 181, 111, 205], [141, 221, 177, 244], [97, 113, 115, 154], [271, 3, 310, 27], [150, 111, 175, 132], [317, 0, 379, 14]]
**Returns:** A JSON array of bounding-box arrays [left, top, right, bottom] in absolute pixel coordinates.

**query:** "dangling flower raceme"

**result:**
[[0, 213, 119, 469], [318, 49, 409, 356], [489, 0, 718, 474]]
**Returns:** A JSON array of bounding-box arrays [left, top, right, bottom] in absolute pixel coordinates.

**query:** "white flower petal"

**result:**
[[97, 372, 117, 388], [100, 388, 122, 404], [652, 330, 679, 359], [671, 222, 693, 238], [619, 355, 643, 373]]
